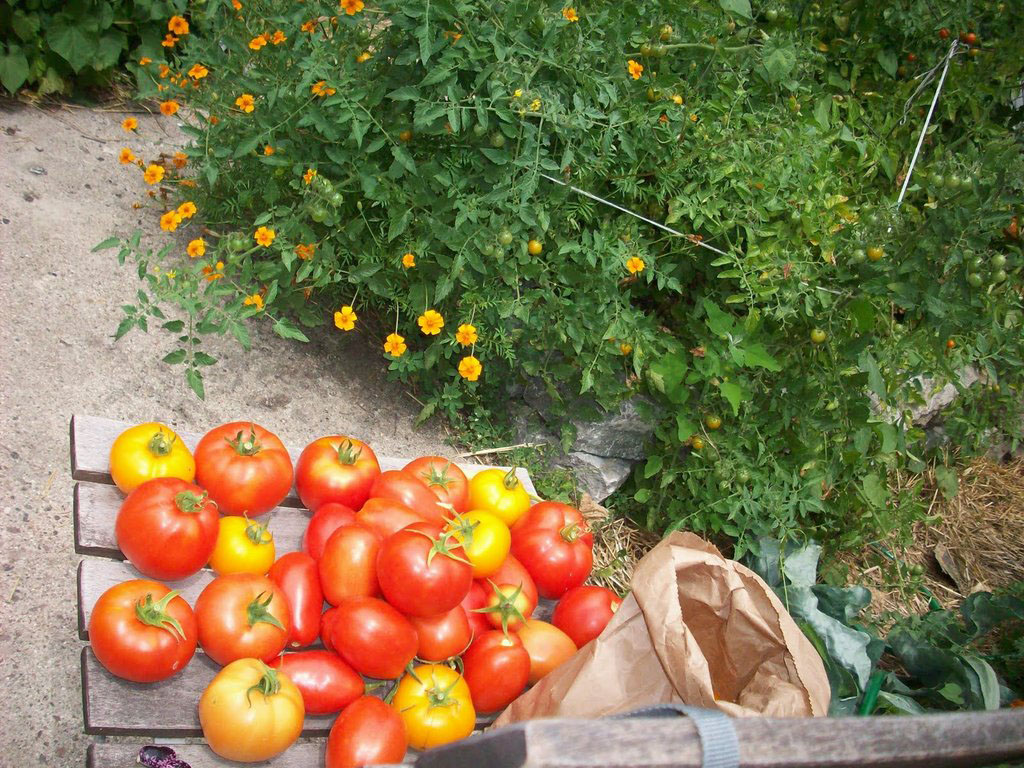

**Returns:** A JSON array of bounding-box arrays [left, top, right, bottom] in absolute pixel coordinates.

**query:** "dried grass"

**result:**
[[579, 493, 659, 595]]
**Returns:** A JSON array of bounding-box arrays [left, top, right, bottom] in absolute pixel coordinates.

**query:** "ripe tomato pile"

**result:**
[[92, 421, 624, 765]]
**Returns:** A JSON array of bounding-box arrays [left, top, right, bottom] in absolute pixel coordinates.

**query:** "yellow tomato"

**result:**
[[527, 239, 543, 255], [467, 468, 531, 527], [209, 516, 275, 575], [392, 664, 475, 749], [109, 422, 195, 493], [445, 510, 511, 578], [199, 658, 304, 762]]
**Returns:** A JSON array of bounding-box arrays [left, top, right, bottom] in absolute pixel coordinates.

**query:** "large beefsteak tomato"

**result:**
[[194, 573, 290, 665], [551, 585, 622, 648], [319, 524, 381, 604], [369, 470, 445, 522], [376, 523, 472, 617], [462, 630, 530, 713], [109, 422, 195, 494], [329, 596, 417, 679], [194, 422, 293, 516], [303, 502, 357, 560], [510, 502, 593, 599], [403, 457, 469, 514], [295, 436, 380, 511]]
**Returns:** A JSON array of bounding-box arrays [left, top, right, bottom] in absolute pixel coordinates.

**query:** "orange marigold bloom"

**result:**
[[301, 20, 316, 33], [122, 117, 138, 132], [334, 305, 357, 331], [162, 34, 179, 48], [620, 342, 633, 355], [143, 164, 165, 185], [418, 309, 444, 336], [231, 0, 242, 8], [254, 226, 275, 246], [119, 148, 136, 164], [455, 324, 478, 346], [160, 210, 182, 231], [458, 355, 482, 382], [311, 80, 336, 97], [159, 64, 171, 78], [202, 263, 224, 281], [562, 7, 579, 22], [172, 151, 188, 168], [402, 252, 415, 268], [628, 60, 644, 80], [303, 168, 317, 185], [270, 30, 287, 45], [187, 238, 206, 258], [295, 243, 316, 260], [626, 256, 645, 274], [209, 115, 220, 125], [244, 293, 265, 309], [263, 145, 275, 155], [138, 57, 152, 66], [168, 16, 189, 35], [249, 35, 267, 50], [159, 100, 179, 116], [356, 51, 372, 63], [188, 64, 209, 80], [340, 0, 365, 15], [384, 332, 407, 357], [235, 93, 255, 113], [177, 201, 197, 218]]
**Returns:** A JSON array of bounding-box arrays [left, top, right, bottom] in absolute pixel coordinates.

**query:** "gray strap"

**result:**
[[611, 703, 740, 768]]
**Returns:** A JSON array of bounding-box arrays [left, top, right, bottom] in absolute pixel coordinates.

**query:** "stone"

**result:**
[[570, 397, 655, 461], [557, 452, 633, 502], [908, 367, 980, 425]]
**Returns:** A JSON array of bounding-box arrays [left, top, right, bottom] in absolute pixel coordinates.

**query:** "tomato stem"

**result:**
[[335, 439, 363, 465], [147, 429, 175, 457], [246, 591, 285, 630], [174, 490, 208, 514], [134, 590, 185, 640], [245, 662, 281, 706], [559, 523, 583, 543], [244, 514, 271, 545], [226, 426, 262, 456], [475, 582, 528, 635], [501, 466, 521, 491]]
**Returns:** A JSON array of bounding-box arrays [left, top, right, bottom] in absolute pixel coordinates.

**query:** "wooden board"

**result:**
[[87, 741, 334, 768], [69, 414, 537, 502]]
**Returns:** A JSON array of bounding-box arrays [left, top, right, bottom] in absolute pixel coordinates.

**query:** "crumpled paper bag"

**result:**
[[495, 532, 830, 724]]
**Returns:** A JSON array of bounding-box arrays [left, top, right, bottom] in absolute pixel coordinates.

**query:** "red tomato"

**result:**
[[462, 630, 530, 713], [409, 606, 472, 661], [269, 651, 364, 715], [115, 477, 219, 580], [194, 422, 293, 516], [303, 502, 358, 560], [377, 523, 473, 617], [321, 606, 340, 652], [357, 497, 425, 539], [326, 696, 407, 768], [330, 597, 417, 679], [319, 524, 381, 605], [295, 436, 380, 511], [488, 553, 539, 609], [460, 581, 491, 639], [89, 579, 197, 682], [369, 470, 445, 522], [551, 585, 622, 648], [194, 573, 291, 665], [511, 502, 594, 599], [403, 457, 469, 514], [482, 582, 534, 633], [268, 552, 323, 648], [517, 619, 577, 683]]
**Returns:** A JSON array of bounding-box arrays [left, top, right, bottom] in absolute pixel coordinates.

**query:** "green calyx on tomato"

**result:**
[[226, 427, 263, 456], [174, 490, 210, 514], [135, 590, 187, 640], [336, 439, 364, 466], [422, 462, 456, 490], [558, 522, 585, 543], [147, 430, 177, 456], [406, 667, 463, 710], [245, 516, 272, 546], [417, 528, 472, 568], [247, 592, 286, 630], [475, 583, 527, 635], [245, 661, 282, 704], [502, 467, 521, 491]]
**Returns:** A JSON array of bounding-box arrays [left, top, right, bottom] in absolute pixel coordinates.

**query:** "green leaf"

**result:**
[[233, 135, 262, 158], [0, 49, 30, 92], [643, 454, 663, 479], [186, 368, 206, 400], [720, 381, 743, 416], [114, 317, 135, 341], [848, 297, 875, 332], [860, 473, 889, 508], [876, 50, 898, 77], [702, 299, 735, 338], [92, 237, 121, 252], [676, 414, 698, 443], [762, 44, 796, 84], [719, 0, 752, 19], [633, 488, 652, 504], [418, 4, 432, 63], [415, 400, 437, 426], [11, 11, 41, 42], [94, 30, 127, 70], [858, 351, 886, 399], [648, 354, 687, 402], [962, 655, 1000, 710], [161, 320, 185, 332], [47, 23, 97, 72], [934, 465, 958, 500], [739, 343, 781, 371], [272, 318, 310, 342], [193, 351, 217, 366], [387, 86, 419, 101], [162, 349, 187, 365]]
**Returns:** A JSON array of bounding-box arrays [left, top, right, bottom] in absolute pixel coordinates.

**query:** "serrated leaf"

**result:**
[[934, 465, 958, 499], [193, 351, 217, 366], [92, 237, 121, 252], [739, 343, 781, 371], [387, 86, 420, 101], [719, 0, 752, 19], [162, 349, 187, 365], [114, 317, 134, 341], [720, 381, 743, 416], [415, 400, 437, 426], [186, 368, 205, 400], [161, 320, 185, 332], [860, 473, 888, 508], [272, 319, 310, 342], [676, 414, 697, 442]]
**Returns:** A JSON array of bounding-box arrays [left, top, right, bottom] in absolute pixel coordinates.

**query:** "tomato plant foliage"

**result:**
[[104, 0, 1024, 553]]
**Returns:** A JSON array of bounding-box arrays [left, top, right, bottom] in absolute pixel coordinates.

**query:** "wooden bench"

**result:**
[[73, 415, 1024, 768]]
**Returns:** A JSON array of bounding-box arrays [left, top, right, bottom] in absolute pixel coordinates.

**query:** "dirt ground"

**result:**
[[0, 103, 450, 767]]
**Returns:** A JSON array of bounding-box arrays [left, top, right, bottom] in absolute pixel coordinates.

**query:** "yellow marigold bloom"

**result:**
[[159, 64, 171, 78], [168, 16, 189, 35], [122, 117, 138, 132], [160, 210, 182, 231], [166, 270, 176, 279], [402, 252, 415, 268], [529, 98, 541, 111], [672, 94, 683, 105], [271, 30, 287, 44], [139, 57, 152, 66], [119, 148, 136, 164], [172, 151, 188, 168], [162, 34, 178, 48], [143, 164, 165, 185], [301, 20, 316, 33], [340, 0, 365, 15], [455, 324, 478, 346], [188, 64, 209, 79], [620, 342, 633, 355], [244, 293, 264, 309], [628, 60, 644, 80], [187, 238, 206, 258], [562, 7, 579, 22], [159, 100, 179, 116], [458, 355, 482, 382], [384, 332, 407, 357], [303, 168, 317, 184], [177, 201, 197, 218], [235, 93, 255, 113], [690, 113, 698, 122], [418, 309, 444, 336], [356, 51, 372, 63], [295, 243, 316, 260], [626, 256, 645, 274], [513, 88, 523, 98], [202, 264, 224, 281], [334, 305, 357, 331], [254, 226, 276, 246], [263, 145, 275, 155], [249, 35, 267, 50]]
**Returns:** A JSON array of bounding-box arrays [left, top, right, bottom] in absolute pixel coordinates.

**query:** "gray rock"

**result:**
[[570, 397, 655, 461], [557, 452, 633, 502], [909, 367, 980, 425]]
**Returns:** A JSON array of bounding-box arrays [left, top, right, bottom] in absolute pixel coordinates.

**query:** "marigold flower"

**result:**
[[235, 93, 255, 113], [168, 16, 189, 35], [249, 35, 267, 50], [384, 332, 407, 357], [139, 57, 152, 66], [690, 113, 698, 122], [628, 60, 644, 80], [160, 210, 182, 231], [271, 30, 287, 44], [202, 264, 224, 281], [165, 271, 176, 279], [254, 226, 276, 246], [159, 100, 179, 116], [162, 34, 178, 48], [143, 164, 165, 185], [455, 324, 478, 346], [188, 64, 209, 80], [334, 305, 357, 331], [340, 0, 365, 15], [295, 243, 316, 260], [232, 0, 242, 8], [119, 148, 136, 164], [620, 343, 633, 355], [529, 98, 541, 112], [172, 151, 188, 168], [177, 201, 197, 218], [263, 145, 275, 155], [311, 80, 336, 97], [418, 309, 444, 336], [122, 117, 138, 132], [513, 88, 523, 98], [187, 238, 206, 258], [244, 293, 264, 309], [626, 256, 645, 274], [303, 168, 317, 185], [209, 115, 220, 125], [402, 252, 415, 268], [356, 51, 372, 63], [458, 355, 482, 382], [301, 20, 316, 33], [562, 7, 579, 22]]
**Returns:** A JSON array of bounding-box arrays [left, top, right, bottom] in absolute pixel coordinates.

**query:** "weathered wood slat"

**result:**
[[87, 741, 333, 768], [69, 414, 536, 504]]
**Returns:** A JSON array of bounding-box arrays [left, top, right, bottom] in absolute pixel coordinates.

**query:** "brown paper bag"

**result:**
[[495, 532, 830, 725]]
